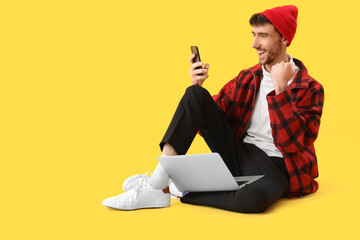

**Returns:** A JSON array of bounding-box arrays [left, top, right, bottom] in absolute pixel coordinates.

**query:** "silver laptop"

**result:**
[[157, 153, 263, 192]]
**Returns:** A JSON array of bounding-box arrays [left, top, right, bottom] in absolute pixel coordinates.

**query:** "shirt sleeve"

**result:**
[[212, 73, 242, 113], [266, 81, 325, 153]]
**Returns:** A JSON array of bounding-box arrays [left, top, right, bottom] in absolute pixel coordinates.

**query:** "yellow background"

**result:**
[[1, 0, 359, 239]]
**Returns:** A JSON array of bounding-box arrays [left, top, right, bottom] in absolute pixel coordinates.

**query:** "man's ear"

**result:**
[[282, 37, 288, 46]]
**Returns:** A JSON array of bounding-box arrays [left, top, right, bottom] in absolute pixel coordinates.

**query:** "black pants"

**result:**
[[160, 85, 290, 213]]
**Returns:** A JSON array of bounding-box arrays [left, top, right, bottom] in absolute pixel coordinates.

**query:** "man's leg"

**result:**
[[148, 84, 244, 193], [157, 85, 289, 213], [159, 85, 244, 175], [103, 85, 229, 210], [103, 85, 289, 211], [156, 143, 177, 193], [146, 143, 177, 193]]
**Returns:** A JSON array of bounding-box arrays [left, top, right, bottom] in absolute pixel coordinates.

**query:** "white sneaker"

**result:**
[[123, 173, 186, 199], [122, 171, 152, 192], [102, 174, 170, 210]]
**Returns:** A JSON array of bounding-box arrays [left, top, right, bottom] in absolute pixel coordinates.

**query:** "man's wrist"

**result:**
[[274, 84, 288, 95]]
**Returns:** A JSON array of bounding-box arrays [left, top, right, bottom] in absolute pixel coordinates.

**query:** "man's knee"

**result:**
[[185, 85, 212, 101]]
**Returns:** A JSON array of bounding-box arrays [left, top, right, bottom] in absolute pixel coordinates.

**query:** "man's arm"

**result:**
[[212, 77, 237, 114], [266, 81, 325, 153]]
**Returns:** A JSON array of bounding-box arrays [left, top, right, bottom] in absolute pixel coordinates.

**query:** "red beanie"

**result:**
[[260, 5, 298, 46]]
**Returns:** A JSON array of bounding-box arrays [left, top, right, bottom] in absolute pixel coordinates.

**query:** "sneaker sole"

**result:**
[[103, 202, 170, 210]]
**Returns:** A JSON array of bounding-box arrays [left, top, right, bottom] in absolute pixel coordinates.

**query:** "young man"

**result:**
[[102, 5, 324, 213]]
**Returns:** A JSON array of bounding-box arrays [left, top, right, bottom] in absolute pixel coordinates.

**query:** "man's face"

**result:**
[[251, 23, 286, 68]]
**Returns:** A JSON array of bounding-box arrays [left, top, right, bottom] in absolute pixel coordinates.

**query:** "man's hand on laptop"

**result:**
[[189, 53, 209, 87]]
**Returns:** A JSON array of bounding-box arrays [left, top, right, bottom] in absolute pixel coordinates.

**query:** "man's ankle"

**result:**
[[147, 163, 170, 190], [162, 186, 170, 194]]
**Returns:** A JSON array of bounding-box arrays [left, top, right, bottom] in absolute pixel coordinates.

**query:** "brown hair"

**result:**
[[249, 13, 282, 37], [249, 13, 272, 25]]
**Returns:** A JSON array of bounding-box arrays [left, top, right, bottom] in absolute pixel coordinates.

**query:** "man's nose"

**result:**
[[252, 37, 260, 49]]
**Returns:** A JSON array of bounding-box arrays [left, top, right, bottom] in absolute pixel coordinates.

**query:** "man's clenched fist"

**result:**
[[270, 62, 295, 95]]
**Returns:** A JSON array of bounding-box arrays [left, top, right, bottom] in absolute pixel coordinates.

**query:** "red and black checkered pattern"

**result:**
[[212, 58, 324, 197]]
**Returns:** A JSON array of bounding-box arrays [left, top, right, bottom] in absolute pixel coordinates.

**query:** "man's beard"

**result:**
[[258, 42, 283, 66]]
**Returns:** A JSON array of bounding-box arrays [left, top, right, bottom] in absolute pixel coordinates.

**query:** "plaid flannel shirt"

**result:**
[[212, 58, 324, 197]]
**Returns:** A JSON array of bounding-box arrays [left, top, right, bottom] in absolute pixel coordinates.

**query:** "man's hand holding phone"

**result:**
[[189, 49, 209, 87]]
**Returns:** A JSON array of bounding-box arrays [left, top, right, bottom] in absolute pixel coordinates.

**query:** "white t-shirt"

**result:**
[[243, 55, 299, 157]]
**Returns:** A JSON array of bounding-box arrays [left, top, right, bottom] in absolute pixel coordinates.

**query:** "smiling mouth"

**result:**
[[258, 50, 265, 57]]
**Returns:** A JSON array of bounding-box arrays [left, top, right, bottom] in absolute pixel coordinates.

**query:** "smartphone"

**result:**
[[191, 46, 204, 76]]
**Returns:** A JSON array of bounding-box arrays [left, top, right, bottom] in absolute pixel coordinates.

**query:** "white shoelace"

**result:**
[[118, 172, 152, 201]]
